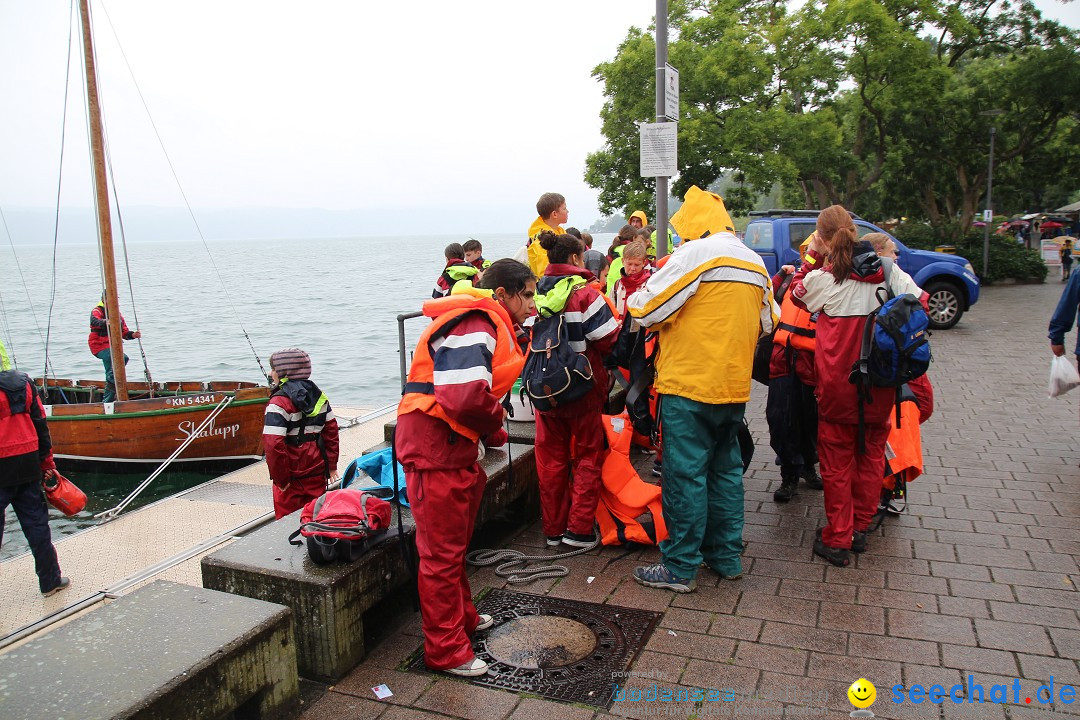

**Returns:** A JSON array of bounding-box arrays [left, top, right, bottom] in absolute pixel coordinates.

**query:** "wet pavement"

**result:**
[[302, 281, 1080, 720]]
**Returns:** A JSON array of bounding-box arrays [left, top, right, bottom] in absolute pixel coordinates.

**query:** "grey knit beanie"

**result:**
[[270, 348, 311, 380]]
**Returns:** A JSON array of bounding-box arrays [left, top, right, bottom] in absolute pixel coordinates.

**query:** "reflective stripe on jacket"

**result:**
[[263, 379, 339, 485], [398, 295, 525, 442], [627, 233, 778, 405]]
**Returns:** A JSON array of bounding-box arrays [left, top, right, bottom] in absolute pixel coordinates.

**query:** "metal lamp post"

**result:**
[[981, 109, 1005, 278], [655, 0, 669, 260]]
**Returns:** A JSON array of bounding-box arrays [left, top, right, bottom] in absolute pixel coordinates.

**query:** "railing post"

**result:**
[[397, 311, 424, 392]]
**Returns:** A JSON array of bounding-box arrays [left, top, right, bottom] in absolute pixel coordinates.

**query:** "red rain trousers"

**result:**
[[406, 463, 487, 670], [535, 396, 605, 537], [817, 420, 890, 550]]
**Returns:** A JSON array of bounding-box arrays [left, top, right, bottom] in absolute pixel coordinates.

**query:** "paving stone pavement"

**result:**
[[302, 282, 1080, 720]]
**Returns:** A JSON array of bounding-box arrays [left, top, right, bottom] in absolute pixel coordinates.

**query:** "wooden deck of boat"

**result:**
[[0, 405, 391, 648]]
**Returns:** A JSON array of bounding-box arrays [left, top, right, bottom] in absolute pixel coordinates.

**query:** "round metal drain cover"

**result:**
[[484, 615, 597, 668], [405, 589, 662, 708]]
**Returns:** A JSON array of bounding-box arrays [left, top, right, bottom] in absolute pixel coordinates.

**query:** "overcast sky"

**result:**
[[0, 0, 1076, 236]]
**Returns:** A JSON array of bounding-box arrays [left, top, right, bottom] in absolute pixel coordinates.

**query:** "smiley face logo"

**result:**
[[848, 678, 876, 709]]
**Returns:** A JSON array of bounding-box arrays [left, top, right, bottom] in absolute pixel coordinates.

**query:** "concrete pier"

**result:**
[[301, 282, 1080, 719], [0, 580, 299, 720]]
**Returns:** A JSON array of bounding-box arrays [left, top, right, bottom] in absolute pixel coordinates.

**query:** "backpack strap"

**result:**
[[775, 270, 796, 303], [880, 257, 896, 302], [853, 309, 879, 455]]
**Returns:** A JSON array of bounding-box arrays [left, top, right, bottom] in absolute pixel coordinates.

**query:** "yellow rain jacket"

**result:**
[[626, 186, 778, 405], [526, 216, 564, 278], [629, 210, 648, 227]]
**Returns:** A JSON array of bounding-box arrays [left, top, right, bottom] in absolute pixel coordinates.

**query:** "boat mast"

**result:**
[[78, 0, 128, 401]]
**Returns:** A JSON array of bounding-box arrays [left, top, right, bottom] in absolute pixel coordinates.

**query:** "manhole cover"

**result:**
[[405, 588, 661, 708], [484, 615, 596, 668]]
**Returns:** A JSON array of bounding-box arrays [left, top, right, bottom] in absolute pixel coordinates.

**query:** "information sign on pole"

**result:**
[[983, 209, 993, 223], [663, 64, 679, 120], [640, 122, 677, 178]]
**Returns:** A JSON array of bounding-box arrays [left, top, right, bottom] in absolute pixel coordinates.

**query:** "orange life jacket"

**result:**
[[884, 399, 922, 490], [397, 295, 524, 442], [595, 412, 668, 546], [774, 291, 816, 352]]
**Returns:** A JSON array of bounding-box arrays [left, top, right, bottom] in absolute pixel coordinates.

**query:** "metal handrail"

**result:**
[[397, 311, 424, 391]]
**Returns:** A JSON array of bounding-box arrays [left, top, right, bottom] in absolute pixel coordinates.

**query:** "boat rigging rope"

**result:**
[[94, 394, 235, 521], [42, 0, 78, 392], [0, 287, 18, 370], [78, 0, 156, 393], [96, 2, 267, 379], [0, 208, 60, 381], [100, 116, 155, 393]]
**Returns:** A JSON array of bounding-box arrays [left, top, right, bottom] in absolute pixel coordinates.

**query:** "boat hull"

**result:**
[[38, 380, 270, 468]]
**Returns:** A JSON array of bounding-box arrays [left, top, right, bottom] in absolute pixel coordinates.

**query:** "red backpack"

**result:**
[[288, 488, 392, 564]]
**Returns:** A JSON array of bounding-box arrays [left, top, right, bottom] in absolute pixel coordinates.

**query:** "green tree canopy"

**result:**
[[586, 0, 1080, 238]]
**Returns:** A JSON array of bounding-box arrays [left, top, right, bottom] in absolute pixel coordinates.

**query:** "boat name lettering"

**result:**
[[166, 394, 218, 407], [176, 418, 241, 443]]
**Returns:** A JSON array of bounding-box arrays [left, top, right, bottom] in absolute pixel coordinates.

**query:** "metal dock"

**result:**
[[0, 404, 392, 649]]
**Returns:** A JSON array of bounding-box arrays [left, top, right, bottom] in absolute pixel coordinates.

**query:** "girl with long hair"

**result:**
[[790, 206, 928, 566]]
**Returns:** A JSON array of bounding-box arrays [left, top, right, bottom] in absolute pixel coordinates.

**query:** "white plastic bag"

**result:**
[[511, 244, 528, 265], [1048, 355, 1080, 398]]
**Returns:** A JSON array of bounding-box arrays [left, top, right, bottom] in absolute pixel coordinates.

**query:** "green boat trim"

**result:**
[[45, 396, 269, 421]]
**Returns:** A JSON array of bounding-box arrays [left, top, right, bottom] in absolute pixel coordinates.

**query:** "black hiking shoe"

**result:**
[[801, 468, 823, 490], [851, 531, 868, 553], [562, 531, 598, 548], [813, 538, 850, 566], [773, 481, 798, 503]]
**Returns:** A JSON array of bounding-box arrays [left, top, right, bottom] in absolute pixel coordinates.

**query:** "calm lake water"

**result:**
[[0, 232, 614, 560]]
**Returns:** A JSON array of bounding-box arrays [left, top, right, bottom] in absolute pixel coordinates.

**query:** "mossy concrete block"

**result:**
[[0, 580, 298, 720], [476, 443, 539, 527], [202, 442, 536, 683], [202, 507, 416, 683]]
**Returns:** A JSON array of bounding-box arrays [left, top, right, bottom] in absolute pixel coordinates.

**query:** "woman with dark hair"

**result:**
[[790, 206, 927, 567], [533, 231, 620, 548], [397, 258, 536, 677]]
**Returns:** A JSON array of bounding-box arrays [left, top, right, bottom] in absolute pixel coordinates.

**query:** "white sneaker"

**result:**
[[475, 614, 494, 631], [445, 657, 489, 677]]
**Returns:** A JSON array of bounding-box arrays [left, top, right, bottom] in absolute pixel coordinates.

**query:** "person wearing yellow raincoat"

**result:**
[[626, 186, 779, 593], [526, 192, 568, 277]]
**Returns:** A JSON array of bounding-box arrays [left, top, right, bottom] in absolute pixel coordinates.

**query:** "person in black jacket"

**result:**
[[0, 348, 69, 596]]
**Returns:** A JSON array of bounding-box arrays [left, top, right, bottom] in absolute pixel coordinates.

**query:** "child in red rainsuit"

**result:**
[[396, 260, 536, 677]]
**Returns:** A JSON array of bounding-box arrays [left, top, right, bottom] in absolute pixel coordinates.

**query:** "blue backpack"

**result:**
[[850, 258, 931, 449], [522, 312, 595, 411]]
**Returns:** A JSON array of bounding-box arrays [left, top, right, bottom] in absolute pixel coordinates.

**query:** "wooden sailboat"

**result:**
[[38, 0, 270, 469]]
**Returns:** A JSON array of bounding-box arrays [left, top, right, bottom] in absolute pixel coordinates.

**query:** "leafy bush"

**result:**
[[893, 221, 1048, 283]]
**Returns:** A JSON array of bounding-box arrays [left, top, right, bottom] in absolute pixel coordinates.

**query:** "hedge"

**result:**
[[892, 222, 1048, 283]]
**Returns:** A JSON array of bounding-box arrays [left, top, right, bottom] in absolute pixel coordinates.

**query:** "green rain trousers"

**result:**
[[658, 394, 746, 579]]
